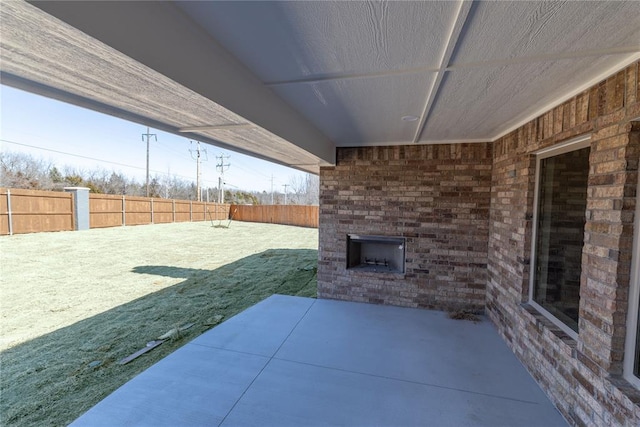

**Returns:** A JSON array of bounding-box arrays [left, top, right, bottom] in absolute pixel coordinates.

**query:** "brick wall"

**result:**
[[318, 143, 492, 312], [487, 61, 640, 425], [317, 61, 640, 425]]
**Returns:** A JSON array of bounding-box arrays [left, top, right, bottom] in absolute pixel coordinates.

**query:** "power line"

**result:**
[[156, 140, 192, 160], [2, 138, 147, 172], [0, 138, 194, 182], [231, 159, 271, 179], [2, 138, 280, 192], [223, 181, 239, 189], [229, 161, 270, 180]]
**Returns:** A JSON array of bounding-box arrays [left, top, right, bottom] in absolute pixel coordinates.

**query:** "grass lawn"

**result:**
[[0, 221, 318, 426]]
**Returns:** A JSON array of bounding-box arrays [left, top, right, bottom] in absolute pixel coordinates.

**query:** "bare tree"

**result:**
[[304, 173, 319, 205], [0, 150, 319, 204], [0, 151, 54, 189], [287, 173, 319, 205]]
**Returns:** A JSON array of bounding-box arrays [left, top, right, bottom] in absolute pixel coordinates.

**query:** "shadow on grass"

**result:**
[[0, 248, 318, 427], [131, 265, 210, 278]]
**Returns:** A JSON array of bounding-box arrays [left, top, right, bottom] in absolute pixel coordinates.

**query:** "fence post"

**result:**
[[64, 187, 90, 231], [6, 189, 13, 236], [172, 199, 175, 223], [150, 198, 154, 224], [122, 195, 126, 226], [190, 201, 192, 222]]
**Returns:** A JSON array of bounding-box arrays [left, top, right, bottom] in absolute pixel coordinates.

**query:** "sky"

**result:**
[[0, 85, 308, 193]]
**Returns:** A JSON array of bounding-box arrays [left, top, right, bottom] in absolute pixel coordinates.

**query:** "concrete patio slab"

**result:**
[[222, 359, 562, 427], [275, 298, 549, 403], [71, 345, 269, 427], [189, 295, 315, 357], [71, 295, 567, 426]]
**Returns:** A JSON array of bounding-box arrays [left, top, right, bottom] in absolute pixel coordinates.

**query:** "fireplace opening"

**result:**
[[347, 234, 405, 274]]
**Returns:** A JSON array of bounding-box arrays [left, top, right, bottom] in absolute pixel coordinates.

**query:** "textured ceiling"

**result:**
[[1, 1, 639, 173]]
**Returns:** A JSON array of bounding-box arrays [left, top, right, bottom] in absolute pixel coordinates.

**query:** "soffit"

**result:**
[[1, 1, 639, 172]]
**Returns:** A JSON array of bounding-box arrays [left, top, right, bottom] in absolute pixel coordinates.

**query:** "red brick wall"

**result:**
[[318, 143, 492, 312], [487, 61, 640, 425]]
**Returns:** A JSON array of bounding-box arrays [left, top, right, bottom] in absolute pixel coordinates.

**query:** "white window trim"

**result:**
[[623, 169, 640, 389], [528, 135, 591, 341]]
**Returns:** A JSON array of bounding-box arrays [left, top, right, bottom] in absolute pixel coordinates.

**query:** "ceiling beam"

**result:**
[[448, 45, 640, 71], [412, 0, 474, 144], [30, 1, 336, 165], [264, 66, 440, 87], [0, 72, 320, 174], [265, 46, 639, 88]]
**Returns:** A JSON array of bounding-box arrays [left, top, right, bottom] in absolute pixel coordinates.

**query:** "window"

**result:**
[[624, 170, 640, 388], [530, 138, 590, 338]]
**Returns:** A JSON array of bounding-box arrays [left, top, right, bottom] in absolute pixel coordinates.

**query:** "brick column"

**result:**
[[579, 123, 639, 373]]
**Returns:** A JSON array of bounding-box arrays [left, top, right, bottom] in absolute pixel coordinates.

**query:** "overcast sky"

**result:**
[[0, 85, 308, 193]]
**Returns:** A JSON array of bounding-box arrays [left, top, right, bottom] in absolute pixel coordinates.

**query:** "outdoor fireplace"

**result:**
[[346, 234, 405, 274]]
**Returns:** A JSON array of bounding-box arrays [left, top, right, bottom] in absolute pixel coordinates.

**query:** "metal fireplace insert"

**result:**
[[346, 234, 405, 273]]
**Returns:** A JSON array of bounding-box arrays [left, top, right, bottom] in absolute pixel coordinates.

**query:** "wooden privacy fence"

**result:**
[[1, 188, 318, 235], [88, 194, 229, 229], [231, 204, 319, 228], [0, 188, 74, 235], [0, 188, 229, 235]]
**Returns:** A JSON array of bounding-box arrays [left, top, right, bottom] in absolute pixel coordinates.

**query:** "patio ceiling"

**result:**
[[1, 1, 639, 174]]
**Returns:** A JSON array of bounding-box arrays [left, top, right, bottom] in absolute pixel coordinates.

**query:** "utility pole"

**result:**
[[141, 127, 157, 197], [283, 184, 289, 205], [189, 141, 208, 201], [216, 153, 230, 203], [270, 174, 274, 205]]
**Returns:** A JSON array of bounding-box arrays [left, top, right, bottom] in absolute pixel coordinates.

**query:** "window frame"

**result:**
[[623, 169, 640, 389], [528, 135, 591, 341]]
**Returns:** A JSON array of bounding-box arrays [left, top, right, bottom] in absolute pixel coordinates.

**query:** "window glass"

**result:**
[[632, 174, 640, 381], [533, 147, 590, 332], [635, 308, 640, 378], [625, 168, 640, 387]]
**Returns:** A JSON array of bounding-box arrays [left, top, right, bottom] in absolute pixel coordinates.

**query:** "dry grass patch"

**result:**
[[0, 221, 318, 426]]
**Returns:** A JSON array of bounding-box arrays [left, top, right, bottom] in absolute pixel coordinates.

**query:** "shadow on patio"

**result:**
[[70, 295, 567, 426]]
